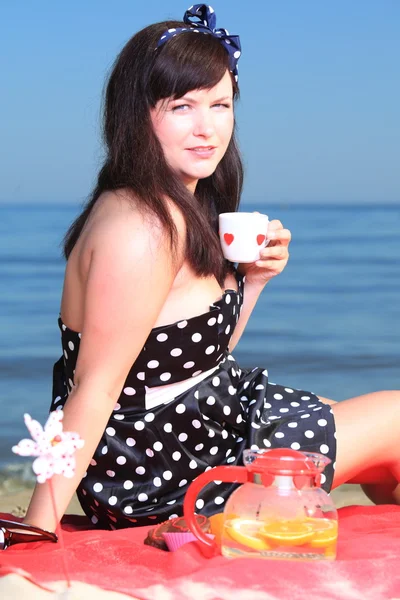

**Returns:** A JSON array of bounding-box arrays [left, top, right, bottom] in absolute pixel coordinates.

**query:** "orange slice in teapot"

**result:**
[[305, 518, 338, 548], [259, 520, 314, 546], [224, 518, 270, 551], [209, 512, 240, 547]]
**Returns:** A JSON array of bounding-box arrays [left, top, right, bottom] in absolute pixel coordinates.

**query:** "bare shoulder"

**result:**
[[62, 190, 189, 331], [82, 190, 186, 261]]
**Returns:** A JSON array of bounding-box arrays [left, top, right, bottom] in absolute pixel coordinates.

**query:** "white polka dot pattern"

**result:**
[[52, 272, 335, 530]]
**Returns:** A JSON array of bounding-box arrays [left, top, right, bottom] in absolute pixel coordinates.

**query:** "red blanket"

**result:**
[[1, 506, 400, 600]]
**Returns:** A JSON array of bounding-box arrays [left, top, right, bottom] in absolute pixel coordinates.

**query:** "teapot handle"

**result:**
[[183, 465, 248, 558]]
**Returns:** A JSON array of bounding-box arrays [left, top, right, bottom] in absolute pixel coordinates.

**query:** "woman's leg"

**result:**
[[321, 390, 400, 504]]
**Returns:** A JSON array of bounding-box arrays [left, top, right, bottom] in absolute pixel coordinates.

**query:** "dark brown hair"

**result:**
[[63, 19, 244, 285]]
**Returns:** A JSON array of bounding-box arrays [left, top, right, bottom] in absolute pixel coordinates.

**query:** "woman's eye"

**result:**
[[172, 104, 190, 112]]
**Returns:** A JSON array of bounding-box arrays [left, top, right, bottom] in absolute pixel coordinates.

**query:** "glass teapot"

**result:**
[[183, 448, 338, 561]]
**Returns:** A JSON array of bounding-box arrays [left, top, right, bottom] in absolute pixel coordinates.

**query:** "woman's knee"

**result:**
[[332, 390, 400, 486]]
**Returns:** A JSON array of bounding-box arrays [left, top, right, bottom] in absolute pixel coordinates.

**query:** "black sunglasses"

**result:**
[[0, 519, 58, 550]]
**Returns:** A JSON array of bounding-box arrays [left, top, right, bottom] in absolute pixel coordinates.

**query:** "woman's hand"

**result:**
[[237, 219, 291, 287]]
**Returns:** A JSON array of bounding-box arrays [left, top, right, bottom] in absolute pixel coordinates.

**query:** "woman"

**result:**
[[4, 4, 400, 545]]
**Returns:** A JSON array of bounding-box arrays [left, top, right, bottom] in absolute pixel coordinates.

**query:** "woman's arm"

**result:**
[[23, 201, 185, 532], [229, 220, 291, 352]]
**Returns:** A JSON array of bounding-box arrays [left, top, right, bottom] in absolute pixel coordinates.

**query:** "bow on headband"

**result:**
[[156, 4, 242, 82]]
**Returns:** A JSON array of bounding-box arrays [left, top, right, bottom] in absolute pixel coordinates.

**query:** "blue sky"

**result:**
[[1, 0, 399, 204]]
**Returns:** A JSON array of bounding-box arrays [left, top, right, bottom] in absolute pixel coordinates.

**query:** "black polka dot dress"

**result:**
[[51, 273, 336, 529]]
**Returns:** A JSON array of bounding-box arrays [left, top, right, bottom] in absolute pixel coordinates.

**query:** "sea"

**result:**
[[0, 202, 399, 492]]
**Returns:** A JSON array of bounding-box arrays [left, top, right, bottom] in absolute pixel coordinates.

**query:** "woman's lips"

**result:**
[[187, 147, 216, 158]]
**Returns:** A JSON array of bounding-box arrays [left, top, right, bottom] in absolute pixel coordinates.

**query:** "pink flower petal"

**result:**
[[11, 439, 40, 457], [24, 414, 47, 443]]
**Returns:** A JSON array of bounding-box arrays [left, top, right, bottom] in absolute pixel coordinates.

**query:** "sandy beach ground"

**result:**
[[0, 482, 373, 518]]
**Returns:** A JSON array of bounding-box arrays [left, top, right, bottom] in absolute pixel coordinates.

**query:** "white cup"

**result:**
[[219, 212, 270, 263]]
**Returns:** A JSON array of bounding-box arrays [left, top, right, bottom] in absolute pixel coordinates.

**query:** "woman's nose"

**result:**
[[193, 109, 215, 137]]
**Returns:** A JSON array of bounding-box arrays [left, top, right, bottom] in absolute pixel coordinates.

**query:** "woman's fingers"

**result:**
[[268, 219, 283, 231], [267, 228, 291, 245], [259, 245, 289, 260]]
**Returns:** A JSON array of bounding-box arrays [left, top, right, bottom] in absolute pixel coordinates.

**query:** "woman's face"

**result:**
[[150, 70, 234, 193]]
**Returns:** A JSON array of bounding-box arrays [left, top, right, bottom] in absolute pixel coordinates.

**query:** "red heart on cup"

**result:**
[[224, 233, 234, 246], [257, 234, 266, 246]]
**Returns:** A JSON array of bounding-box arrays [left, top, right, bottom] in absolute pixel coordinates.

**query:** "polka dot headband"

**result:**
[[156, 4, 242, 82]]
